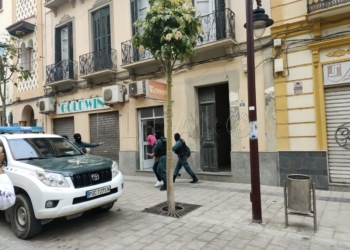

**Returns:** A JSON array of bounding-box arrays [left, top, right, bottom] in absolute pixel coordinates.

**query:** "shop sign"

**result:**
[[147, 80, 167, 101], [323, 61, 350, 86], [57, 97, 110, 115]]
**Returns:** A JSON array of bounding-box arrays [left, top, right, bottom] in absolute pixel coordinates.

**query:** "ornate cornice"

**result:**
[[308, 35, 350, 51], [93, 0, 110, 8], [59, 14, 72, 24]]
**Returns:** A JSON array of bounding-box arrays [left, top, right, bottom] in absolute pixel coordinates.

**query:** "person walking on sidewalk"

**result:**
[[172, 133, 198, 183], [151, 131, 167, 191], [147, 134, 163, 188]]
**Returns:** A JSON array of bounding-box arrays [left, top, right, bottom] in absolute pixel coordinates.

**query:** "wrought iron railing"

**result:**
[[307, 0, 350, 13], [46, 60, 78, 84], [121, 40, 153, 65], [79, 48, 117, 76], [197, 8, 235, 46], [121, 8, 235, 65]]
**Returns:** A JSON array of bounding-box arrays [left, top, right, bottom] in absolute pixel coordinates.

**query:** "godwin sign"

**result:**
[[56, 97, 110, 114]]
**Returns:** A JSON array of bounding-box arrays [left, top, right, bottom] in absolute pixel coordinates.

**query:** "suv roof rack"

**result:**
[[0, 126, 44, 134]]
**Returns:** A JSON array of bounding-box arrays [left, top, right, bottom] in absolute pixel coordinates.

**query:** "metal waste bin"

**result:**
[[284, 174, 317, 231], [287, 174, 311, 212]]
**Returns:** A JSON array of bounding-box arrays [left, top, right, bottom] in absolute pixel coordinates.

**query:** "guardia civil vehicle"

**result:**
[[0, 126, 123, 239]]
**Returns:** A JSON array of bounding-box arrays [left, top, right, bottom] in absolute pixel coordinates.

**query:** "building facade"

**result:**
[[4, 0, 46, 129], [271, 0, 350, 191], [0, 0, 14, 125], [41, 0, 278, 184]]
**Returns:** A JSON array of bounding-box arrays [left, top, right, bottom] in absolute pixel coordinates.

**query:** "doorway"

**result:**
[[199, 83, 231, 172], [138, 106, 164, 170]]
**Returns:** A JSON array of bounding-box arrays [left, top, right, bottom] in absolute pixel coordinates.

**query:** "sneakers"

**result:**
[[160, 182, 167, 191], [155, 180, 164, 188]]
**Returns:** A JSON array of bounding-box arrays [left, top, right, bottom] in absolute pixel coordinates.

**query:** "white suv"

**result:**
[[1, 131, 123, 239]]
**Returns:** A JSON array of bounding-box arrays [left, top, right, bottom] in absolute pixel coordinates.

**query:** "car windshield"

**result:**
[[8, 137, 83, 160]]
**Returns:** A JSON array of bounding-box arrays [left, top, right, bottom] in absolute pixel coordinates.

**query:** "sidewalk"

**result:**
[[1, 175, 350, 250]]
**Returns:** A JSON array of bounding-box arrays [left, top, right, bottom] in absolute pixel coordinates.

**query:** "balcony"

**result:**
[[121, 8, 236, 74], [44, 0, 82, 16], [307, 0, 350, 19], [46, 60, 78, 90], [79, 48, 117, 81]]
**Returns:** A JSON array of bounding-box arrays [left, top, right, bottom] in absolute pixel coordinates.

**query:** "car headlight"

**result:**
[[36, 171, 70, 188], [111, 161, 120, 178]]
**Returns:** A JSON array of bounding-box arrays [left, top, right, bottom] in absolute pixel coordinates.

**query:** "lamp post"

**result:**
[[244, 0, 273, 223]]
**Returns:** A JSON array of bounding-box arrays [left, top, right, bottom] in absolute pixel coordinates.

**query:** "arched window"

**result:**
[[20, 42, 27, 70], [27, 39, 34, 71]]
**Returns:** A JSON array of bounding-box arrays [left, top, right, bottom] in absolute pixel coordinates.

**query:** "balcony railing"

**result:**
[[197, 8, 235, 46], [46, 60, 78, 84], [121, 8, 235, 66], [79, 48, 117, 76], [307, 0, 350, 13]]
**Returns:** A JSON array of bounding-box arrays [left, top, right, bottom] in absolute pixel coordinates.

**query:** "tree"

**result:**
[[133, 0, 203, 212], [0, 34, 32, 126]]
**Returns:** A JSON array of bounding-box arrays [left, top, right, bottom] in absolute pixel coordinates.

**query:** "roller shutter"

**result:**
[[53, 117, 74, 141], [325, 86, 350, 184], [90, 112, 119, 162]]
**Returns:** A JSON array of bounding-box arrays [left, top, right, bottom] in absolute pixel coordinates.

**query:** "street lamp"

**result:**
[[244, 0, 273, 223]]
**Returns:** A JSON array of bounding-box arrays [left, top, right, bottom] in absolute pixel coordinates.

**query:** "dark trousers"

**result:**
[[173, 156, 195, 177], [153, 161, 162, 181]]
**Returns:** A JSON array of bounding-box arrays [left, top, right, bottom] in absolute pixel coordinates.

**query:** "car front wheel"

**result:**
[[11, 193, 42, 239]]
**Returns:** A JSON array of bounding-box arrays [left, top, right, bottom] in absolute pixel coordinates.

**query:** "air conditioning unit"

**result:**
[[129, 80, 146, 97], [38, 97, 55, 113], [102, 85, 123, 104]]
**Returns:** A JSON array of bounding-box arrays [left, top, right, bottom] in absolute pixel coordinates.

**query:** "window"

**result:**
[[55, 22, 73, 63], [20, 42, 27, 70], [54, 22, 73, 80], [130, 0, 149, 35], [93, 7, 111, 52], [27, 39, 33, 71]]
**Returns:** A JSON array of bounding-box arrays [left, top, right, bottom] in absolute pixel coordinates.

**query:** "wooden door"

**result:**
[[199, 86, 218, 172]]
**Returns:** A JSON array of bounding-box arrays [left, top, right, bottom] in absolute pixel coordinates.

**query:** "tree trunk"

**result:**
[[166, 60, 175, 212], [0, 57, 6, 126]]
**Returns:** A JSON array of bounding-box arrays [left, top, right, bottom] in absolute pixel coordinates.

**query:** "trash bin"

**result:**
[[287, 174, 311, 212], [284, 174, 316, 231]]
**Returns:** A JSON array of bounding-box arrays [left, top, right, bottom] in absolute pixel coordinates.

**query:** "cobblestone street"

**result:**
[[1, 175, 350, 250]]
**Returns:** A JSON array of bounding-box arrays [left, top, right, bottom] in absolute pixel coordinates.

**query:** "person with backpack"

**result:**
[[172, 133, 198, 183], [151, 131, 167, 191], [147, 134, 164, 188]]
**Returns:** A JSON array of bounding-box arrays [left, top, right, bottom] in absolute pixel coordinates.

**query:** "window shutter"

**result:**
[[67, 22, 74, 78], [93, 7, 111, 52], [130, 0, 138, 36], [55, 28, 61, 63], [215, 0, 225, 40], [67, 22, 73, 61]]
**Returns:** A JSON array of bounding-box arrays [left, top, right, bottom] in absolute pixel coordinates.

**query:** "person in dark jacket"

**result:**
[[172, 133, 198, 183], [73, 133, 103, 153], [152, 130, 167, 191]]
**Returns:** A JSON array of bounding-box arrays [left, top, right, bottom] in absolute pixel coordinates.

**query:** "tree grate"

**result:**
[[142, 201, 202, 218]]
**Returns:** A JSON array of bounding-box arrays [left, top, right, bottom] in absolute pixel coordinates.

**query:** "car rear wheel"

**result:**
[[11, 193, 42, 239]]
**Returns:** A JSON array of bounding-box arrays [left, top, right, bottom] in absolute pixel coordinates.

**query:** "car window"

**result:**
[[8, 137, 83, 160]]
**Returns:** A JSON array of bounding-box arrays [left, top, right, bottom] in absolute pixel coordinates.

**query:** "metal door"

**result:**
[[199, 86, 218, 172], [53, 117, 74, 141], [90, 112, 119, 162], [325, 86, 350, 184]]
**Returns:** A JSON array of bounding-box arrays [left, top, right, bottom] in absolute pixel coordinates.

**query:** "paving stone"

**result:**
[[248, 236, 272, 248], [196, 231, 218, 242]]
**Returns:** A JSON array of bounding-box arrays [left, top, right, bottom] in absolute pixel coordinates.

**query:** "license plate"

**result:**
[[87, 186, 111, 198]]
